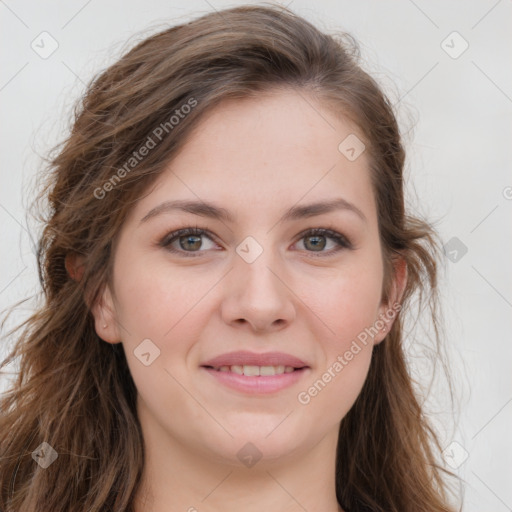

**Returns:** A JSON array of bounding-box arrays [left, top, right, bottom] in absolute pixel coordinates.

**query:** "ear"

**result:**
[[65, 252, 85, 282], [65, 252, 121, 344], [90, 284, 122, 345], [373, 257, 408, 345]]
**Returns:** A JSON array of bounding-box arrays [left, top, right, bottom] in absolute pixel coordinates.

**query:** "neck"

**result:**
[[134, 403, 343, 512]]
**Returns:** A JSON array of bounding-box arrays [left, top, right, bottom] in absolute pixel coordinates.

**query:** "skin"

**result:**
[[88, 89, 407, 512]]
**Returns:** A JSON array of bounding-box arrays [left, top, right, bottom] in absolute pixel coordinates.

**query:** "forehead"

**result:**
[[128, 89, 377, 227]]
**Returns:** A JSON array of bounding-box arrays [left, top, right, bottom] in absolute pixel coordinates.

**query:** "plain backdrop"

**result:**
[[1, 1, 511, 510]]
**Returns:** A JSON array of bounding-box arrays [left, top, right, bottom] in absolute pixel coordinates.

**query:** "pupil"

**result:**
[[180, 235, 202, 251], [306, 235, 325, 251]]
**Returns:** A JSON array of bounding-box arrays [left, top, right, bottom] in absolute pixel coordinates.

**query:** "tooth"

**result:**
[[231, 365, 244, 375], [284, 366, 295, 373], [259, 366, 276, 376], [219, 366, 230, 372], [243, 365, 260, 376], [275, 365, 285, 374]]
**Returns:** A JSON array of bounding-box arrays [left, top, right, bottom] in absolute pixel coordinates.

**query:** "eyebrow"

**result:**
[[140, 197, 367, 225]]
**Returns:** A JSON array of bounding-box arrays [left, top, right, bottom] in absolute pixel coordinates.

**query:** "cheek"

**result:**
[[295, 268, 381, 417], [112, 255, 214, 342], [303, 259, 384, 346], [112, 260, 210, 414], [111, 257, 218, 404], [297, 342, 372, 425]]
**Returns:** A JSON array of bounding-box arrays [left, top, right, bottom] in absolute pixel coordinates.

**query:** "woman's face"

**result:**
[[96, 89, 401, 467]]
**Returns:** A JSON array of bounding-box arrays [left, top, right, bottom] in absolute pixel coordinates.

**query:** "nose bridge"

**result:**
[[221, 234, 295, 331], [240, 252, 278, 295], [235, 235, 284, 301]]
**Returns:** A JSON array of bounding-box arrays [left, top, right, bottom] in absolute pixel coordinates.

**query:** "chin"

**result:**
[[201, 419, 314, 468]]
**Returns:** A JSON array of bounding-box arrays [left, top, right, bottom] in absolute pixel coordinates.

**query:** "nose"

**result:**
[[220, 248, 296, 334]]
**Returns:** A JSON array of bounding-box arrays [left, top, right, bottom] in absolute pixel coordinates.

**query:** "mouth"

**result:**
[[200, 352, 310, 394], [202, 364, 306, 376], [200, 365, 309, 394]]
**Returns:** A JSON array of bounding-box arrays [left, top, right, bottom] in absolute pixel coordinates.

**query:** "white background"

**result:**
[[1, 1, 511, 510]]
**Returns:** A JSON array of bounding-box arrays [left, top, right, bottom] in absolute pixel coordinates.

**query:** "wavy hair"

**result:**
[[0, 4, 458, 511]]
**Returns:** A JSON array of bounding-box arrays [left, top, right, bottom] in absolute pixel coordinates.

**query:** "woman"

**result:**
[[0, 5, 458, 511]]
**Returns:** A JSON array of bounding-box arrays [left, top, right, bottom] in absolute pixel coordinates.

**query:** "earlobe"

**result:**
[[91, 285, 122, 345], [66, 252, 122, 344], [374, 257, 408, 345]]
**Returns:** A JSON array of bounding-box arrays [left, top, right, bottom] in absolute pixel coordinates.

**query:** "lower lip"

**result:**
[[201, 367, 309, 394]]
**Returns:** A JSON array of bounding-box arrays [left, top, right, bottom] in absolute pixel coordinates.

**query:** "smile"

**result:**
[[201, 365, 309, 394], [208, 364, 297, 376]]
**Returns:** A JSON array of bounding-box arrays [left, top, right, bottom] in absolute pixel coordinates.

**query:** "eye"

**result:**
[[159, 227, 219, 257], [159, 226, 353, 258], [294, 228, 353, 256]]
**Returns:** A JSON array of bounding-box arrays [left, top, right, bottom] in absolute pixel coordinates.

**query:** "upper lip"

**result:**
[[201, 351, 309, 368]]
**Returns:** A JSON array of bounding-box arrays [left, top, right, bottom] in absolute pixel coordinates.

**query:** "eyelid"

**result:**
[[294, 227, 353, 250], [159, 226, 220, 257], [158, 225, 354, 257]]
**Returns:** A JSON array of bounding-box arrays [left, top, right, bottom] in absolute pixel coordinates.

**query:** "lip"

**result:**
[[200, 350, 310, 395], [201, 366, 309, 394], [201, 350, 309, 368]]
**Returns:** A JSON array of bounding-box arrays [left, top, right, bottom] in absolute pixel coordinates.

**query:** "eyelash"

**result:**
[[159, 226, 354, 258]]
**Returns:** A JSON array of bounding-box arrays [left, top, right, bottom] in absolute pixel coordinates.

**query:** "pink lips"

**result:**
[[200, 350, 310, 395], [201, 350, 309, 369]]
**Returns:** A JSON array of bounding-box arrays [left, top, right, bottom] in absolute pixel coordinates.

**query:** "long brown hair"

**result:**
[[0, 4, 458, 511]]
